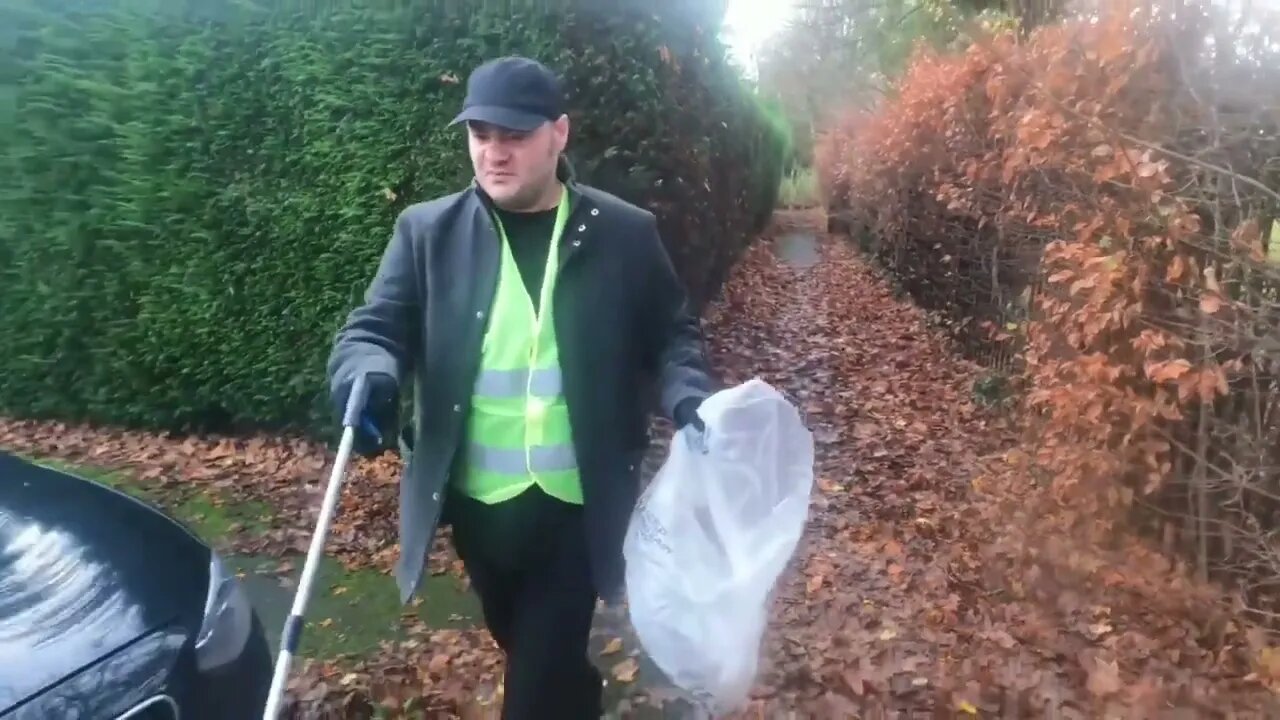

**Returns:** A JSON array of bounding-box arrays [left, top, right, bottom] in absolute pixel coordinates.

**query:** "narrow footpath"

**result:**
[[622, 210, 1276, 718]]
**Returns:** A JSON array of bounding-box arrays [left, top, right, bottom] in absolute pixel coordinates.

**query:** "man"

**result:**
[[326, 56, 716, 719]]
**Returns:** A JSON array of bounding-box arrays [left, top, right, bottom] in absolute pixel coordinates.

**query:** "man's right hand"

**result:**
[[333, 371, 400, 457]]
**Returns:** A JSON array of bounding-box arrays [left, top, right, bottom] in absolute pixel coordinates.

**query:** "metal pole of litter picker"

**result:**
[[262, 373, 371, 720]]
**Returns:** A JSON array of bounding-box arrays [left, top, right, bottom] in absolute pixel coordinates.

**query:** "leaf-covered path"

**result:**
[[701, 210, 1022, 716], [2, 211, 1276, 718], [699, 211, 1274, 718]]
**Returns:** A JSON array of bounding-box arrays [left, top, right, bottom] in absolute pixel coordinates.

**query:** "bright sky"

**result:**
[[721, 0, 797, 74], [719, 0, 1280, 71]]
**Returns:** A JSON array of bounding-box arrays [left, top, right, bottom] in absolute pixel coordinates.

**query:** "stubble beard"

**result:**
[[493, 144, 561, 213]]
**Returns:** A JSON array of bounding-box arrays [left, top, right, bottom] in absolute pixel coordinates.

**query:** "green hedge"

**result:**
[[0, 0, 785, 435]]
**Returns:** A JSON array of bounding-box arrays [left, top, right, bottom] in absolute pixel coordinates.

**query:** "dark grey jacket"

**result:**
[[326, 170, 716, 604]]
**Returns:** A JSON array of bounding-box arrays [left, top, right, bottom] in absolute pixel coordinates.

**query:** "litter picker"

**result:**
[[262, 373, 375, 719]]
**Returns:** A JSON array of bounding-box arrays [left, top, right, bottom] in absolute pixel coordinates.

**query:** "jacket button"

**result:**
[[628, 464, 635, 472], [475, 310, 484, 320], [431, 492, 439, 501], [453, 404, 461, 413], [577, 224, 586, 232], [590, 208, 599, 216], [572, 239, 581, 248]]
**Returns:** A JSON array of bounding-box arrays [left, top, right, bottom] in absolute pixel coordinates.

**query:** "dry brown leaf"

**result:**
[[806, 573, 825, 594], [1086, 656, 1123, 697], [428, 652, 451, 674], [611, 658, 639, 684]]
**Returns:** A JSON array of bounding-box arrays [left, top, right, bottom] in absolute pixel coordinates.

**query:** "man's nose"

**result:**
[[488, 145, 512, 163]]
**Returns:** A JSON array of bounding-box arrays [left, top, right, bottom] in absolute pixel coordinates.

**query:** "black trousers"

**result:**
[[448, 484, 604, 720]]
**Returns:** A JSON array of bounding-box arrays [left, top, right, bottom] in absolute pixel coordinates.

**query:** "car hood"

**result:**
[[0, 451, 210, 712]]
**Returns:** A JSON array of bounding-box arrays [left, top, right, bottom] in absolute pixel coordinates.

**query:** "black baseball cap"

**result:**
[[449, 56, 564, 133]]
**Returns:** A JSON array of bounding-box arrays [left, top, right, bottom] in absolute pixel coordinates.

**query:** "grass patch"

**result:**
[[230, 554, 482, 658], [25, 453, 271, 540], [175, 491, 273, 540]]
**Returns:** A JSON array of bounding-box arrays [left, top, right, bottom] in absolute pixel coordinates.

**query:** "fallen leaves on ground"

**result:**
[[282, 628, 503, 718], [611, 658, 640, 684], [702, 210, 1277, 718], [0, 408, 460, 579], [3, 209, 1278, 717]]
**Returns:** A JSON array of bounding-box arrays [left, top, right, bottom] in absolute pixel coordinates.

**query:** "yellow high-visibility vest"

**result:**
[[456, 189, 582, 505]]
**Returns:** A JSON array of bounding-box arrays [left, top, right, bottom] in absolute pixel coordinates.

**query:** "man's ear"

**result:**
[[552, 113, 570, 153]]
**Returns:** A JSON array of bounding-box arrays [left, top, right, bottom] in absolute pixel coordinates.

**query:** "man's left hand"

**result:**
[[674, 397, 705, 433]]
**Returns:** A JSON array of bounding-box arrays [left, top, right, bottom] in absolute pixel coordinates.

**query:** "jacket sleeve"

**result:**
[[326, 208, 422, 397], [640, 214, 717, 421]]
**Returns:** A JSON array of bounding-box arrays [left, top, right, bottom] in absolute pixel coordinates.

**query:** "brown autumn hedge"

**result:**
[[818, 1, 1280, 617]]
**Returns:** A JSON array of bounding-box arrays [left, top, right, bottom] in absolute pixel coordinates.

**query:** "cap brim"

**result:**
[[449, 105, 547, 133]]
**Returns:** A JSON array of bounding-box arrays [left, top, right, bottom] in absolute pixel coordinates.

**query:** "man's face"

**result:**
[[468, 116, 569, 210]]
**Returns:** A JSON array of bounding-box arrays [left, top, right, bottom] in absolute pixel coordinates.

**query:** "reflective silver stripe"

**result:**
[[115, 695, 179, 720], [470, 443, 578, 474], [473, 367, 562, 397]]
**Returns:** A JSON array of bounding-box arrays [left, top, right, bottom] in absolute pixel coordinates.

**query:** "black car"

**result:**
[[0, 450, 272, 719]]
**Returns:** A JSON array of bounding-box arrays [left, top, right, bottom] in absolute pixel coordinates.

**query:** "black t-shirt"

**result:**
[[493, 206, 557, 312]]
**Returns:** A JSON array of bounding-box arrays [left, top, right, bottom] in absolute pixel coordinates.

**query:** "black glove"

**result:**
[[332, 371, 399, 457], [673, 397, 705, 433]]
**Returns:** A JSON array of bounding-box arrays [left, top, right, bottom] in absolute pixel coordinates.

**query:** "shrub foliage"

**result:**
[[0, 0, 786, 434], [819, 1, 1280, 615]]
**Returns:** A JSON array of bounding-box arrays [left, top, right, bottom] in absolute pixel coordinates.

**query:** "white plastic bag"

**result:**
[[623, 378, 815, 716]]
